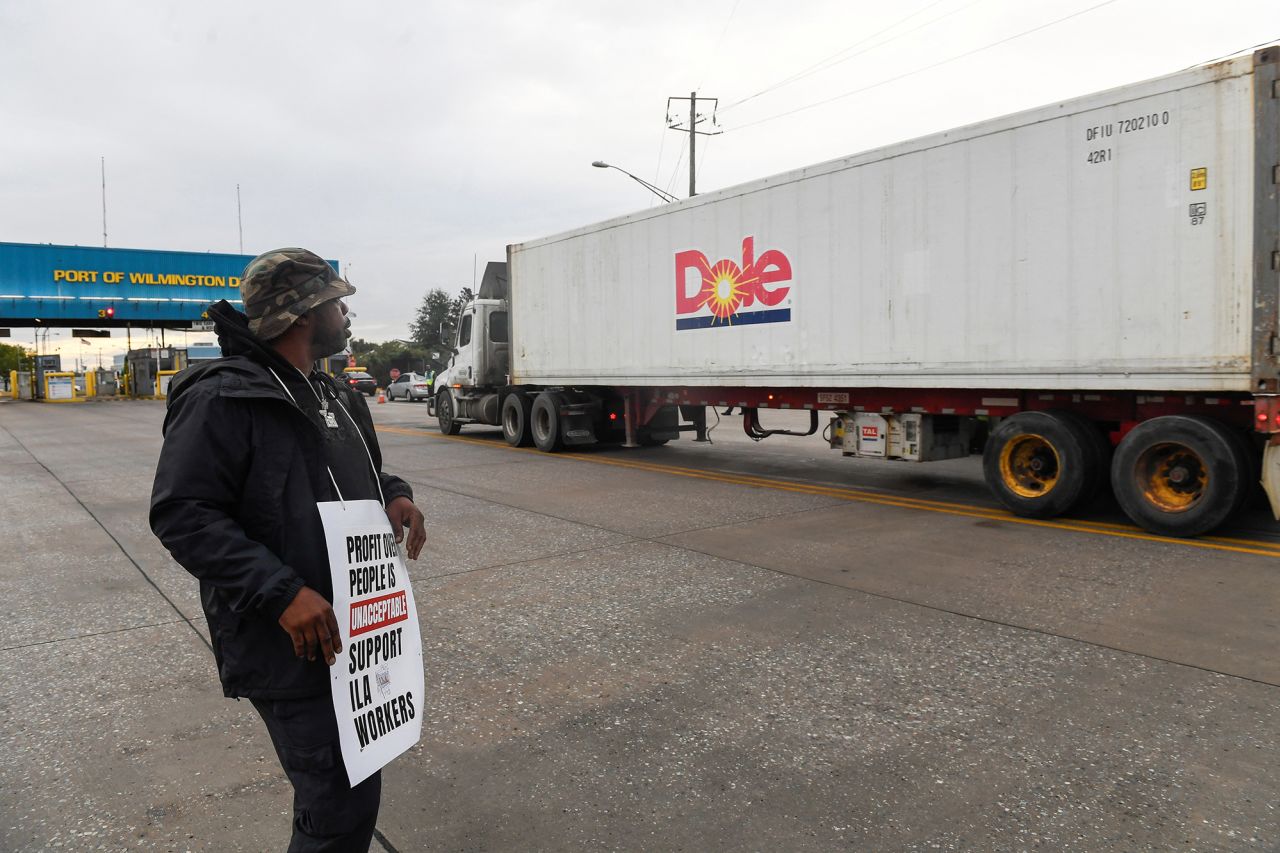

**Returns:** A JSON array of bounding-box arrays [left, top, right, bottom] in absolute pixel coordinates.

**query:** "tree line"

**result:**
[[348, 286, 473, 385], [0, 342, 33, 375]]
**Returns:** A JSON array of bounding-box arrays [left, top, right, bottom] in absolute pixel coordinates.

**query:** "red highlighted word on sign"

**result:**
[[350, 590, 409, 637]]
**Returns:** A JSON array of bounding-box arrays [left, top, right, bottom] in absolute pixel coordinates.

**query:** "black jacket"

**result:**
[[150, 300, 412, 699]]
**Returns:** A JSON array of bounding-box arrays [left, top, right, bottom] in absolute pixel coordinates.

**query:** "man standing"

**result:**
[[150, 248, 425, 852]]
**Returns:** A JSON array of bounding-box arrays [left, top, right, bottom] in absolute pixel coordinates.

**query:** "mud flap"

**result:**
[[560, 400, 598, 446], [1262, 442, 1280, 520]]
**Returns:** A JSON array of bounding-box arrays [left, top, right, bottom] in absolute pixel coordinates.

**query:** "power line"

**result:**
[[1182, 36, 1280, 69], [652, 111, 668, 186], [664, 146, 686, 197], [696, 0, 743, 91], [651, 125, 669, 208], [652, 3, 739, 202], [723, 0, 1122, 134], [720, 0, 971, 115], [696, 134, 714, 184]]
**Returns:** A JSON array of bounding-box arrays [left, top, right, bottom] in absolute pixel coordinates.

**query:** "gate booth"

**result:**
[[43, 372, 80, 402], [26, 355, 85, 402], [126, 348, 187, 398], [30, 354, 61, 401]]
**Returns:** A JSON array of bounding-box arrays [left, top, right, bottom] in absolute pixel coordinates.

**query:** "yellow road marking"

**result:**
[[377, 424, 1280, 559]]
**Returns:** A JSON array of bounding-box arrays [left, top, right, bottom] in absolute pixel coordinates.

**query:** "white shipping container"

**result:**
[[509, 49, 1279, 393]]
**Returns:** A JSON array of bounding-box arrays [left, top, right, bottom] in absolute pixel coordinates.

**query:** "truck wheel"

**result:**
[[1111, 415, 1244, 537], [637, 428, 670, 447], [502, 393, 534, 447], [1219, 423, 1260, 515], [982, 411, 1094, 519], [530, 392, 563, 452], [1051, 410, 1112, 505], [436, 390, 462, 436]]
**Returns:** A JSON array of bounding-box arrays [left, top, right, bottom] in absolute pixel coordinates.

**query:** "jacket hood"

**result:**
[[166, 300, 303, 407], [211, 299, 276, 360]]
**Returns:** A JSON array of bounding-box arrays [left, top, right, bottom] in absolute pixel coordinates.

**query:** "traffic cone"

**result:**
[[377, 389, 386, 404]]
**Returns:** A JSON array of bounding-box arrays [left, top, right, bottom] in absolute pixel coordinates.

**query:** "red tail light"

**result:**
[[1253, 396, 1280, 433]]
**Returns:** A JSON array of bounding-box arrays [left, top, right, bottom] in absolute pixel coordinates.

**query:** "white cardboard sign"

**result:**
[[317, 499, 424, 787]]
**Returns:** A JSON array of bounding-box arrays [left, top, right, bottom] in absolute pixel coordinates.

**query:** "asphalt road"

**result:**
[[1, 394, 1277, 851]]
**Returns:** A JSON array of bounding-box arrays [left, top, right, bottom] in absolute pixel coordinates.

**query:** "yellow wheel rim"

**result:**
[[1134, 442, 1208, 513], [999, 433, 1061, 498]]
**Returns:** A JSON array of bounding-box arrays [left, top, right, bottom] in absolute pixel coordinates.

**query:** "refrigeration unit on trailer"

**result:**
[[430, 45, 1280, 538]]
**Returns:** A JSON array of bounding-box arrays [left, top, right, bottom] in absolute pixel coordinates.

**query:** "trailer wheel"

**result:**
[[983, 411, 1094, 518], [1219, 424, 1261, 515], [638, 427, 669, 447], [530, 392, 563, 452], [502, 393, 534, 447], [436, 390, 462, 436], [1111, 416, 1244, 537], [1051, 410, 1112, 505]]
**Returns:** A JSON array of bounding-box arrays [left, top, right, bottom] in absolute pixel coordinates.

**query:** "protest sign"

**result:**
[[317, 499, 424, 787]]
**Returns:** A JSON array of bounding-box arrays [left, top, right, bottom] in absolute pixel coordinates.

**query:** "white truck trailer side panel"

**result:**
[[510, 55, 1263, 392]]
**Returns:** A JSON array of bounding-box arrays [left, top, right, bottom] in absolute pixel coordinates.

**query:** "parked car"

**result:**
[[387, 372, 432, 402], [344, 371, 377, 396]]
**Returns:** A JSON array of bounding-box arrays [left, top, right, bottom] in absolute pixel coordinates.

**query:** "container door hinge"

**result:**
[[1270, 333, 1278, 357], [1273, 250, 1280, 271], [1273, 78, 1280, 98]]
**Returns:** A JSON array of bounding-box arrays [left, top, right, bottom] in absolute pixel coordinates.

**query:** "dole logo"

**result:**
[[674, 236, 792, 330]]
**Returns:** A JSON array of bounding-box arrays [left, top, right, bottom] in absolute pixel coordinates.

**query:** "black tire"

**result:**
[[982, 411, 1095, 519], [1110, 415, 1244, 537], [1218, 423, 1260, 514], [436, 390, 462, 436], [1051, 410, 1112, 506], [502, 393, 534, 447], [530, 392, 563, 452]]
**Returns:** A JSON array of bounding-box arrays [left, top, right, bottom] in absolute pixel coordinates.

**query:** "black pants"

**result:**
[[251, 695, 382, 853]]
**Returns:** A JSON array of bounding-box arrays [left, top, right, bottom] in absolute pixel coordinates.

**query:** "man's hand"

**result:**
[[386, 495, 426, 560], [278, 586, 342, 665]]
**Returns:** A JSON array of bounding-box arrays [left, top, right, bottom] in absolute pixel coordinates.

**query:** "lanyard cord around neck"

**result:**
[[266, 366, 387, 507]]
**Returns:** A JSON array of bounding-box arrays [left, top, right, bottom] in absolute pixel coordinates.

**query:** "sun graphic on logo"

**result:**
[[697, 260, 757, 324]]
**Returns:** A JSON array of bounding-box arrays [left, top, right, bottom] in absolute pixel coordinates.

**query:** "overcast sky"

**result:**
[[2, 0, 1276, 362]]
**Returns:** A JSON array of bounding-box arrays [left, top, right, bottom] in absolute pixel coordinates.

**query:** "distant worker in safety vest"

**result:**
[[150, 247, 426, 852]]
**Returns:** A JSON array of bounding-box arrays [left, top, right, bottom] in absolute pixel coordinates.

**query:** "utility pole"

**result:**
[[100, 156, 108, 248], [667, 92, 722, 197], [688, 91, 696, 198]]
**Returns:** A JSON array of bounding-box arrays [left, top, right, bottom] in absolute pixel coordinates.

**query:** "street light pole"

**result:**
[[591, 161, 679, 204]]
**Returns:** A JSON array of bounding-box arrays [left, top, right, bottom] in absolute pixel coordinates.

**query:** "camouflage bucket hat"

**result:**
[[240, 247, 356, 340]]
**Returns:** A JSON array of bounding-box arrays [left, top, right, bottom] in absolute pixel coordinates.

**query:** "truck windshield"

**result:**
[[489, 311, 508, 343]]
